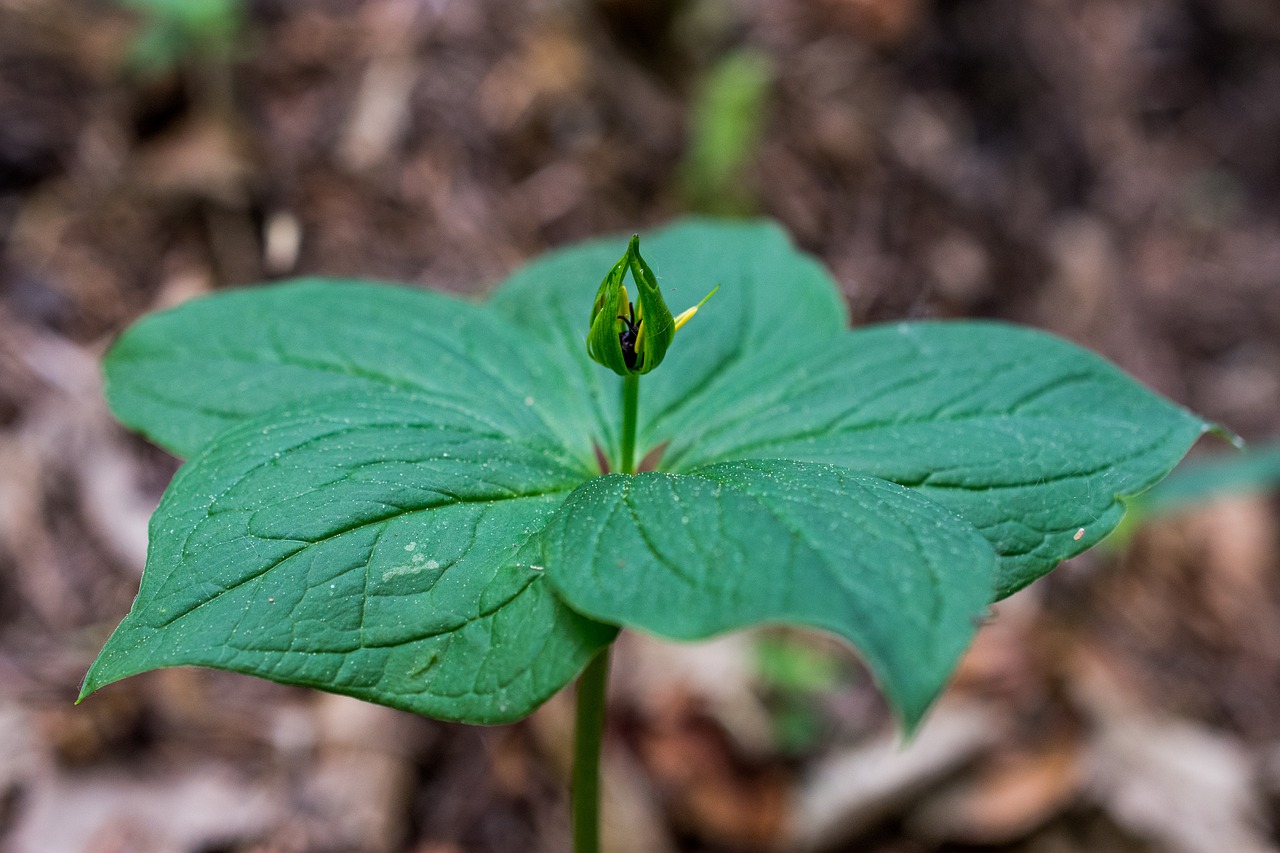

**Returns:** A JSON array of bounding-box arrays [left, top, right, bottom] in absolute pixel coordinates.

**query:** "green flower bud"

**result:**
[[587, 235, 716, 376]]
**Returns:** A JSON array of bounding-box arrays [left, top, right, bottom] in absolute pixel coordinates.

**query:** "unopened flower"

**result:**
[[587, 235, 716, 376]]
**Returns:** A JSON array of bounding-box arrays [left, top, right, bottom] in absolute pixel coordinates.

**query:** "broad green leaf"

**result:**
[[652, 322, 1211, 598], [539, 460, 996, 728], [81, 391, 615, 724], [103, 281, 602, 468]]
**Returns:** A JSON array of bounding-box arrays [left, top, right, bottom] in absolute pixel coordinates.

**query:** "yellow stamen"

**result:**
[[673, 286, 719, 332]]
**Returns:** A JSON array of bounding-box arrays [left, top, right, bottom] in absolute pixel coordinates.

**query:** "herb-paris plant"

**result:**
[[82, 219, 1209, 846]]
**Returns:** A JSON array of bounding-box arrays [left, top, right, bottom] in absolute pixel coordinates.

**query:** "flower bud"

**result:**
[[587, 236, 715, 376]]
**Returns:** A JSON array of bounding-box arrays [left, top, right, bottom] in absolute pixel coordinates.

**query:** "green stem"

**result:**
[[571, 374, 635, 851], [573, 648, 611, 853], [571, 373, 636, 852], [620, 374, 640, 475]]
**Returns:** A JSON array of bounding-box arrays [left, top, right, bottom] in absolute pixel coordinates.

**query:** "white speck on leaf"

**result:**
[[383, 558, 441, 581], [1074, 528, 1085, 541]]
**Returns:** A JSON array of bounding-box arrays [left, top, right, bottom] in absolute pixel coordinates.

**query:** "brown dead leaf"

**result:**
[[616, 636, 789, 848], [908, 738, 1084, 844], [1192, 496, 1279, 641], [811, 0, 929, 46], [479, 22, 588, 131], [10, 764, 279, 853], [1069, 645, 1278, 853], [131, 115, 255, 206], [1085, 713, 1274, 853], [617, 632, 775, 760], [786, 701, 1005, 850], [300, 695, 426, 853]]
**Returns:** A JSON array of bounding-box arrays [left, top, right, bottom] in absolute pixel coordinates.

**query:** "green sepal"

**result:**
[[586, 252, 632, 375], [626, 236, 676, 373]]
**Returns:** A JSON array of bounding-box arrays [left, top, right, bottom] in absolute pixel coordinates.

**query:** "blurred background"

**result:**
[[2, 0, 1280, 850]]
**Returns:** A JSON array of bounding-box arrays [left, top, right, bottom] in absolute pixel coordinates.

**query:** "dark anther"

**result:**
[[617, 302, 641, 370]]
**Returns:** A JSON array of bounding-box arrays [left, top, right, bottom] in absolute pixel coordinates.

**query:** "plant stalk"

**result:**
[[571, 374, 636, 851], [620, 374, 640, 475], [571, 374, 636, 852], [573, 647, 611, 853]]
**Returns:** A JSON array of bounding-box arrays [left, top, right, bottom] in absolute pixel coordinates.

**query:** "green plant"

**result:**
[[679, 49, 774, 214], [1101, 441, 1269, 547], [80, 219, 1210, 851], [754, 631, 849, 755], [120, 0, 245, 75], [1128, 442, 1277, 518]]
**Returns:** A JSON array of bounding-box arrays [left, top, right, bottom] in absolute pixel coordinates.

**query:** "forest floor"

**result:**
[[2, 1, 1280, 851]]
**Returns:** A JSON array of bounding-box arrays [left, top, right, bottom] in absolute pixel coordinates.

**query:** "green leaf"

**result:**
[[103, 280, 603, 468], [539, 460, 996, 728], [82, 391, 615, 723], [652, 322, 1211, 598]]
